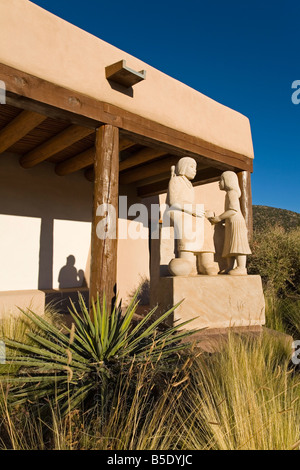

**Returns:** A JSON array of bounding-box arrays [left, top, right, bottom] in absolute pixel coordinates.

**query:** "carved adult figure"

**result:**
[[166, 157, 216, 276], [209, 171, 251, 275]]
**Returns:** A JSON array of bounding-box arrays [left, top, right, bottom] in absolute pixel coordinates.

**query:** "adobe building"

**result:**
[[0, 0, 256, 322]]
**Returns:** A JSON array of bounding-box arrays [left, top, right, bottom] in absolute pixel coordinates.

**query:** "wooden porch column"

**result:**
[[238, 170, 253, 240], [90, 125, 119, 310]]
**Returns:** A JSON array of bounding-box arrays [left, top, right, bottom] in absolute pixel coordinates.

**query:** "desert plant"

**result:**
[[265, 295, 300, 338], [1, 292, 197, 415], [248, 225, 300, 297], [175, 331, 300, 450], [1, 330, 299, 450], [0, 350, 192, 450]]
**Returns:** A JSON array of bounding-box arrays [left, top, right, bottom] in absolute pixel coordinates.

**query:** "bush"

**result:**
[[178, 332, 300, 450], [1, 331, 299, 450], [248, 225, 300, 297], [1, 293, 196, 416]]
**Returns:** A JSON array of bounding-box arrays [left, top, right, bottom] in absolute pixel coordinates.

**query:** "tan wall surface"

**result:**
[[0, 154, 150, 307], [0, 154, 227, 310], [0, 0, 254, 158], [0, 289, 45, 318]]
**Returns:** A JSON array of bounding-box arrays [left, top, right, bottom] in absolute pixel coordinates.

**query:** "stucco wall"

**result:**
[[0, 154, 150, 305], [0, 0, 254, 158], [0, 154, 226, 310]]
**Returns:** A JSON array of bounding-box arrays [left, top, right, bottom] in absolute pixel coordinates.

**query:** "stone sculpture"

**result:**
[[166, 157, 217, 276], [209, 171, 251, 275]]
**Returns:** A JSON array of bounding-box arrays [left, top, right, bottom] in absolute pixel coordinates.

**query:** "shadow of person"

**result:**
[[58, 255, 84, 289], [77, 269, 87, 287]]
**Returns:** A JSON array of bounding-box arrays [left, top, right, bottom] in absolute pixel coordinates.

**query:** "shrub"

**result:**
[[1, 293, 196, 416], [248, 225, 300, 297], [264, 295, 300, 338], [1, 331, 299, 450], [176, 332, 300, 450]]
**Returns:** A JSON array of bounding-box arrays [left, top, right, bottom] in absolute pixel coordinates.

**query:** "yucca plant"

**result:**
[[2, 292, 197, 415]]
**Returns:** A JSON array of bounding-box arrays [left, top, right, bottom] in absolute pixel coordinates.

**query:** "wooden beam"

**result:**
[[86, 168, 172, 187], [55, 147, 94, 176], [56, 137, 136, 176], [84, 167, 94, 182], [135, 171, 171, 188], [1, 63, 253, 172], [86, 159, 217, 187], [135, 162, 211, 188], [119, 138, 136, 152], [120, 156, 177, 184], [20, 125, 94, 168], [137, 178, 172, 198], [6, 93, 99, 129], [0, 110, 46, 153], [137, 167, 223, 198], [90, 125, 119, 310], [120, 147, 168, 172], [238, 171, 253, 240]]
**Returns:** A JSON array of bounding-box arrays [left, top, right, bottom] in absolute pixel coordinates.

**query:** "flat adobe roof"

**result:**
[[0, 0, 254, 160]]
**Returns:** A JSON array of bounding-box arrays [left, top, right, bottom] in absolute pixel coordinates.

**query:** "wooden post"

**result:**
[[90, 125, 119, 310], [238, 171, 253, 240]]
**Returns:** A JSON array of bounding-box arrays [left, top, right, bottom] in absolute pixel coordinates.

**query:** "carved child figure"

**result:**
[[209, 171, 251, 275]]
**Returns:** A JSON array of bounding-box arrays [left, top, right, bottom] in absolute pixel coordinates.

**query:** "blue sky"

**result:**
[[31, 0, 300, 212]]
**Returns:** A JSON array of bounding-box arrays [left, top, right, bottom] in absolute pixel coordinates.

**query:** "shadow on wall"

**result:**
[[0, 154, 93, 291], [128, 276, 150, 305], [58, 255, 87, 289]]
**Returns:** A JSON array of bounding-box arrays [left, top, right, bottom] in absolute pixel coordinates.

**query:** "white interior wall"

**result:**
[[0, 214, 41, 290], [52, 219, 91, 290], [0, 153, 150, 305]]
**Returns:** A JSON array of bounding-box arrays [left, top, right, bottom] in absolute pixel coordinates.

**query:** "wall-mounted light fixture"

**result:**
[[105, 60, 146, 88]]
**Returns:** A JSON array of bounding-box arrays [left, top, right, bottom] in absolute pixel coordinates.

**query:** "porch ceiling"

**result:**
[[0, 63, 253, 198], [0, 102, 233, 197]]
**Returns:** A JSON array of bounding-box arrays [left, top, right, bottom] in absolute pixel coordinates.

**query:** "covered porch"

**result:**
[[0, 61, 253, 313]]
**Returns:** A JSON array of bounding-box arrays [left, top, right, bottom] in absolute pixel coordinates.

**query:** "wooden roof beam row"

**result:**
[[55, 144, 168, 177], [137, 167, 224, 198], [0, 63, 253, 175], [0, 110, 46, 153], [84, 154, 212, 187], [19, 125, 94, 168]]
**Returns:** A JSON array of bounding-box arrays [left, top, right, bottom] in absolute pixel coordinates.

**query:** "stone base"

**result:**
[[0, 290, 45, 318], [0, 288, 90, 319], [156, 275, 265, 330]]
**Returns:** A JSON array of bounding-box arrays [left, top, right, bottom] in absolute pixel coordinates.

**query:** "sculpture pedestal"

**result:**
[[156, 275, 265, 330]]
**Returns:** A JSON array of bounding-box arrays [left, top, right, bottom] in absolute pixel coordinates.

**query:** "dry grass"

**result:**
[[0, 324, 299, 450]]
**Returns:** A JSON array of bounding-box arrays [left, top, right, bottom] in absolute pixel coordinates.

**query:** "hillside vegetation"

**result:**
[[249, 206, 300, 299], [253, 205, 300, 232]]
